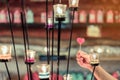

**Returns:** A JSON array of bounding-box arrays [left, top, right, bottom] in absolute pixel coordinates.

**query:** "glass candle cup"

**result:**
[[37, 64, 50, 80], [53, 4, 67, 21], [25, 50, 36, 64], [63, 74, 72, 80], [47, 18, 53, 29], [90, 52, 99, 66], [69, 0, 79, 10], [0, 45, 12, 61]]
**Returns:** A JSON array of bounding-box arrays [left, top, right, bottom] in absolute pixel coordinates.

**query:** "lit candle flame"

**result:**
[[93, 54, 96, 59], [57, 7, 63, 14], [1, 46, 8, 55], [27, 50, 35, 58], [42, 65, 47, 73], [29, 53, 34, 58]]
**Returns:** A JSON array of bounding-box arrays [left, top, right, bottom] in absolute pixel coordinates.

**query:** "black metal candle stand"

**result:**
[[25, 62, 34, 80], [0, 59, 12, 80], [25, 62, 35, 65], [90, 63, 99, 80], [69, 7, 78, 11], [0, 59, 11, 62], [91, 63, 99, 66], [56, 17, 65, 21]]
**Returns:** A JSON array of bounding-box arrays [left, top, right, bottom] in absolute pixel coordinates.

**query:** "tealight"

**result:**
[[53, 4, 67, 21], [0, 45, 12, 61], [90, 52, 99, 66], [69, 0, 79, 10], [25, 50, 36, 64], [37, 64, 50, 80], [46, 18, 53, 29]]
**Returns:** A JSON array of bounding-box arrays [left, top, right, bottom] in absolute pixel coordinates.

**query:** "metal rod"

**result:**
[[46, 0, 50, 64], [21, 0, 31, 79], [4, 62, 11, 80], [91, 66, 96, 80], [21, 12, 30, 80], [57, 20, 62, 80], [21, 0, 30, 50], [48, 29, 50, 61], [66, 10, 75, 78], [29, 64, 33, 80], [5, 0, 21, 80], [51, 0, 55, 80]]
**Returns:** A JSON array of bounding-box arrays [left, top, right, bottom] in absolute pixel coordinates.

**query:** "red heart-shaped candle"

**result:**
[[77, 37, 85, 45]]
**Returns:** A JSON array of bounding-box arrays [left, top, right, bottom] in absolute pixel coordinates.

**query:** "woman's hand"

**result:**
[[76, 50, 93, 71]]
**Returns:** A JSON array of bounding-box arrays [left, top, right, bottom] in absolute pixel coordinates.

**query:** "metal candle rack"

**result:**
[[2, 0, 99, 80]]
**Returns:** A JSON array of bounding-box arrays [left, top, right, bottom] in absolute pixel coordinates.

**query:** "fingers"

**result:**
[[76, 50, 89, 59], [76, 50, 90, 64], [76, 57, 83, 65]]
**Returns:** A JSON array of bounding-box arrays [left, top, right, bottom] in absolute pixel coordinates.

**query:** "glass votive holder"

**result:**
[[0, 45, 12, 61], [37, 64, 50, 80], [63, 74, 72, 80], [69, 0, 79, 10], [25, 50, 36, 64], [53, 4, 67, 21], [90, 52, 99, 66], [46, 18, 53, 29]]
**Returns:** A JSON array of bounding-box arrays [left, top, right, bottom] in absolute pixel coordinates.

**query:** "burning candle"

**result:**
[[25, 50, 36, 64], [63, 74, 72, 80], [37, 64, 50, 80], [0, 45, 12, 61], [47, 18, 53, 29], [53, 4, 67, 21], [90, 52, 99, 66], [69, 0, 79, 10]]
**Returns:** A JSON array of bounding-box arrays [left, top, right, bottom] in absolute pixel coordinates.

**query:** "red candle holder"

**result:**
[[46, 18, 53, 29], [25, 50, 36, 64]]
